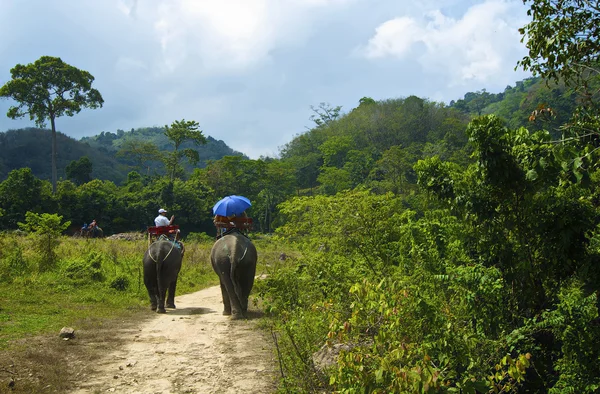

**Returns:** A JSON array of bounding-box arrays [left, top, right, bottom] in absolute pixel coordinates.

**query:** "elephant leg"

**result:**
[[166, 280, 177, 309], [220, 280, 232, 315], [146, 288, 158, 311], [222, 275, 245, 318], [240, 275, 256, 313], [144, 275, 159, 311], [237, 264, 256, 313], [156, 294, 166, 313], [233, 279, 246, 315], [156, 281, 167, 313]]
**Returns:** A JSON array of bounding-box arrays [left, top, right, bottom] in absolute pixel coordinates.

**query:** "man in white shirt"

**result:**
[[152, 208, 184, 256], [155, 208, 174, 227]]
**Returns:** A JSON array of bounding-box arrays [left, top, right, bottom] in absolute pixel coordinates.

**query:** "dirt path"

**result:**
[[69, 286, 278, 394]]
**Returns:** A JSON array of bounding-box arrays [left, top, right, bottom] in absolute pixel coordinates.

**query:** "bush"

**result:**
[[0, 244, 29, 283], [109, 275, 130, 291], [62, 252, 105, 283], [183, 232, 214, 243]]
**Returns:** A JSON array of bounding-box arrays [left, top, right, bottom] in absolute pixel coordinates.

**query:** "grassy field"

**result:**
[[0, 232, 295, 393]]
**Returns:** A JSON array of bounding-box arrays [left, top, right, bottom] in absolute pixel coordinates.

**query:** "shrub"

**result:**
[[184, 232, 214, 243], [0, 244, 29, 283], [109, 275, 130, 291], [62, 252, 105, 283]]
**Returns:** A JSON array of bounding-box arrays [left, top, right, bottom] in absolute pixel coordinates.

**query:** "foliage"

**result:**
[[309, 102, 342, 128], [0, 167, 53, 230], [162, 119, 207, 181], [17, 211, 71, 272], [116, 138, 163, 174], [518, 0, 600, 166], [62, 251, 105, 283], [518, 0, 600, 88], [65, 155, 93, 185], [259, 109, 600, 393]]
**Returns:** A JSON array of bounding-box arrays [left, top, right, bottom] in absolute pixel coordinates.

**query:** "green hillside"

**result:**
[[0, 126, 246, 183], [0, 128, 125, 183]]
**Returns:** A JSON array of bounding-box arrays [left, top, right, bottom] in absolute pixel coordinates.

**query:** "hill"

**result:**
[[0, 127, 246, 183]]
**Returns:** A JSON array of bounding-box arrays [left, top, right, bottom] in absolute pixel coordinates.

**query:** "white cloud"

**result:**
[[127, 0, 355, 75], [360, 0, 529, 87], [363, 17, 421, 58]]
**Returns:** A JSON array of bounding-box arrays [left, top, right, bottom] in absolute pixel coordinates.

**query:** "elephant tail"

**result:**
[[229, 245, 248, 274]]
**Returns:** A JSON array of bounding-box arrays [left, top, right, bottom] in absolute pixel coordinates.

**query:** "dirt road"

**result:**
[[69, 285, 278, 394]]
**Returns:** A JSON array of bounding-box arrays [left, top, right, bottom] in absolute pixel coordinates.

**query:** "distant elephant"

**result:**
[[82, 227, 103, 238], [143, 240, 183, 313], [210, 231, 257, 318]]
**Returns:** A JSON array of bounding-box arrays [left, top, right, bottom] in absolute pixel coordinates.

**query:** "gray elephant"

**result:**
[[143, 240, 183, 313], [210, 231, 257, 318]]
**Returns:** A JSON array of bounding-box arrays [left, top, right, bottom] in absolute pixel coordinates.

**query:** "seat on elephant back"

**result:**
[[147, 225, 180, 246], [214, 217, 253, 240], [213, 217, 253, 231]]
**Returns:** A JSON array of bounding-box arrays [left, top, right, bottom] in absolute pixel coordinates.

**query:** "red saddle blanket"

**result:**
[[147, 225, 180, 235]]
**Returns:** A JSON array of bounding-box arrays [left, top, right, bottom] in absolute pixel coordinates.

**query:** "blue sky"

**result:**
[[0, 0, 532, 159]]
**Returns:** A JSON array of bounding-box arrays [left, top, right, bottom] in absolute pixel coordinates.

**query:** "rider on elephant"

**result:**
[[213, 211, 249, 239], [154, 208, 184, 255]]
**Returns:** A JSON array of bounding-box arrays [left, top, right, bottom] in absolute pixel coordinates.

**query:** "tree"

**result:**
[[309, 102, 342, 128], [65, 156, 93, 185], [517, 1, 600, 168], [0, 168, 52, 230], [517, 0, 600, 87], [116, 139, 162, 174], [163, 119, 207, 181], [0, 56, 104, 194], [18, 212, 70, 272]]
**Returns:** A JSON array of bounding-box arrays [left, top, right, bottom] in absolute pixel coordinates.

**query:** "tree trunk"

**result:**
[[50, 115, 57, 194]]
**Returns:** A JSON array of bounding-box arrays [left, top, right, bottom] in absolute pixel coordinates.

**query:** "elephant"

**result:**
[[143, 239, 183, 313], [82, 226, 103, 238], [210, 230, 257, 319]]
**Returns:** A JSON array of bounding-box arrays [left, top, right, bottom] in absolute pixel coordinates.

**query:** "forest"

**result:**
[[2, 1, 600, 392]]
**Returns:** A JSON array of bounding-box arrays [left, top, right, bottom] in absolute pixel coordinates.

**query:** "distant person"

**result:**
[[88, 219, 98, 236]]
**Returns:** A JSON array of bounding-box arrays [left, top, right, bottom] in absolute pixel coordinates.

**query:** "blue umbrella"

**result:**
[[212, 195, 252, 216]]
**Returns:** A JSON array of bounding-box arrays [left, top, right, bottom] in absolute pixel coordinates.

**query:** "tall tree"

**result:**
[[163, 119, 207, 181], [0, 56, 104, 194]]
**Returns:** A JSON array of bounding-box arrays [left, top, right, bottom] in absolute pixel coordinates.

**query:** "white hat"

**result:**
[[158, 208, 167, 213]]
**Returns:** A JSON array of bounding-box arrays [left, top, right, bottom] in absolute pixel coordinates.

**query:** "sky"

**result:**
[[0, 0, 533, 159]]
